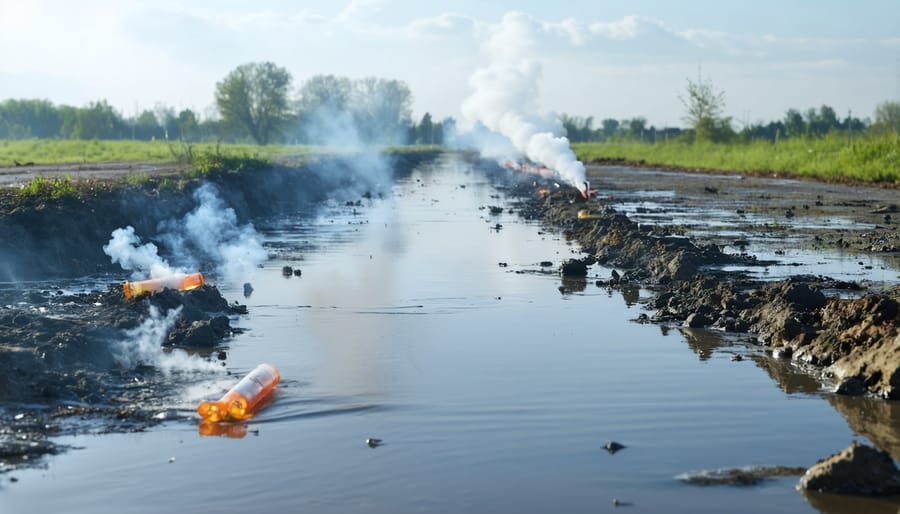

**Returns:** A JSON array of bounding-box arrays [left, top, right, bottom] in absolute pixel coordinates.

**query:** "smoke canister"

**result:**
[[197, 364, 280, 422], [122, 272, 205, 299]]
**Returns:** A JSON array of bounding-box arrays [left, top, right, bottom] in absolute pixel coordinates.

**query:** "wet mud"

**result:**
[[0, 151, 441, 473], [0, 285, 244, 470]]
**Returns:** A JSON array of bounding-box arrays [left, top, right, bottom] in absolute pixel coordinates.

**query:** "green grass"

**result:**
[[0, 139, 442, 167], [18, 175, 81, 200], [0, 139, 330, 166], [573, 132, 900, 183]]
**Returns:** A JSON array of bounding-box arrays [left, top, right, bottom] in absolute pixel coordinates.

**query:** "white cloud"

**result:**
[[0, 2, 895, 127], [406, 13, 478, 39]]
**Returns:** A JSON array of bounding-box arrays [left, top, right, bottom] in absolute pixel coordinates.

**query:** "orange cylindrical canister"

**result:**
[[123, 272, 205, 299], [197, 364, 280, 423]]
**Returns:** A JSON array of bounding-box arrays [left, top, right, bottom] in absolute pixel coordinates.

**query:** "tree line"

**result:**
[[562, 74, 900, 144], [0, 62, 447, 146], [2, 62, 898, 146]]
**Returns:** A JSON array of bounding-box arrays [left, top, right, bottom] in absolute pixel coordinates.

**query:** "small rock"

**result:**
[[604, 441, 626, 454], [498, 262, 508, 267], [539, 261, 553, 267], [293, 269, 302, 277], [242, 282, 254, 297], [683, 312, 710, 328], [559, 258, 589, 277], [217, 351, 227, 361], [834, 376, 866, 396], [281, 266, 293, 277], [731, 355, 743, 362], [798, 441, 900, 495], [773, 347, 793, 359]]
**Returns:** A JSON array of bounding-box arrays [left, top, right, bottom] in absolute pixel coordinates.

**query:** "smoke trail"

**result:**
[[160, 183, 268, 282], [104, 182, 267, 283], [461, 12, 587, 192], [113, 305, 218, 374], [103, 226, 177, 279]]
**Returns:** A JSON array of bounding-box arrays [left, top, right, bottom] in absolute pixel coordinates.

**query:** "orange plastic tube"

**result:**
[[197, 364, 280, 423], [123, 272, 205, 299]]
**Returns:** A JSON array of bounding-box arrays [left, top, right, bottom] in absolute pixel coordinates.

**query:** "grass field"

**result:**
[[0, 139, 333, 166], [574, 132, 900, 183], [3, 135, 897, 184]]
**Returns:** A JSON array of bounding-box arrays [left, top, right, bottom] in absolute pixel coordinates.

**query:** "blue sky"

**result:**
[[1, 0, 898, 127]]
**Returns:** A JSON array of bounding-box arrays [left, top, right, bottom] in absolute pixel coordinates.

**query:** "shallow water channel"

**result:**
[[2, 157, 899, 513]]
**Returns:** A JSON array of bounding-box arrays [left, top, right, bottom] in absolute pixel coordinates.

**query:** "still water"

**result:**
[[2, 157, 898, 513]]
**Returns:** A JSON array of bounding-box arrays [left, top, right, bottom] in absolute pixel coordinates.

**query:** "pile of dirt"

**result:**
[[798, 441, 900, 495], [0, 151, 442, 281]]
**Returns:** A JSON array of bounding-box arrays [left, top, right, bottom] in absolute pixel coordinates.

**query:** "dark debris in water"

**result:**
[[677, 465, 807, 486]]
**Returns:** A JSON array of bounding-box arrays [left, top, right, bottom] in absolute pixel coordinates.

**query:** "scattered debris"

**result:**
[[604, 441, 626, 454], [678, 465, 806, 486]]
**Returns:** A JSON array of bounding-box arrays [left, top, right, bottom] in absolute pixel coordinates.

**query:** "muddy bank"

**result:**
[[504, 165, 899, 401], [0, 284, 244, 471], [0, 151, 441, 472], [0, 151, 440, 280]]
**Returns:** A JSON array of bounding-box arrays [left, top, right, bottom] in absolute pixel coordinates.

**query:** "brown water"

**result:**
[[2, 157, 898, 513]]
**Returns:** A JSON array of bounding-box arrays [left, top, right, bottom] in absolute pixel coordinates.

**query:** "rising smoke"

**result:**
[[103, 182, 267, 283], [113, 305, 219, 374], [460, 12, 587, 192]]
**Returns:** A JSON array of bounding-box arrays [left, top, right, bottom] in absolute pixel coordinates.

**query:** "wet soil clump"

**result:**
[[0, 282, 244, 472]]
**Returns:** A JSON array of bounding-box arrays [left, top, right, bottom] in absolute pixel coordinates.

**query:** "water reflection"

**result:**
[[621, 284, 640, 306], [827, 395, 900, 460], [799, 489, 900, 514], [198, 420, 249, 439], [558, 277, 587, 294], [751, 356, 824, 395], [679, 328, 726, 361]]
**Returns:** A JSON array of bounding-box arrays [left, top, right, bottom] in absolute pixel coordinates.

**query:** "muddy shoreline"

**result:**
[[0, 151, 441, 473], [506, 166, 898, 401], [0, 152, 897, 486]]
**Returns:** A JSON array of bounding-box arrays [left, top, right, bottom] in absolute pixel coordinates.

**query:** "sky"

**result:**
[[1, 0, 898, 128]]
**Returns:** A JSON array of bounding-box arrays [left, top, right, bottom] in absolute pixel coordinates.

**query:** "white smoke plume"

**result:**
[[103, 226, 176, 279], [113, 305, 219, 374], [103, 182, 267, 283], [461, 12, 587, 192], [160, 183, 268, 282]]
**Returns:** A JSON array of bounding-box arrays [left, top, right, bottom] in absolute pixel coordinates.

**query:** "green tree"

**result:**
[[294, 75, 354, 144], [628, 117, 647, 140], [133, 110, 162, 140], [215, 62, 293, 145], [679, 73, 732, 142], [177, 109, 198, 140], [601, 118, 619, 140], [74, 100, 126, 139], [784, 109, 805, 138], [560, 114, 594, 142], [872, 100, 900, 136], [416, 112, 434, 144], [352, 77, 413, 144]]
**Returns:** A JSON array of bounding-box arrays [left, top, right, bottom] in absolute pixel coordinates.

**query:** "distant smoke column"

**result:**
[[461, 12, 586, 190]]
